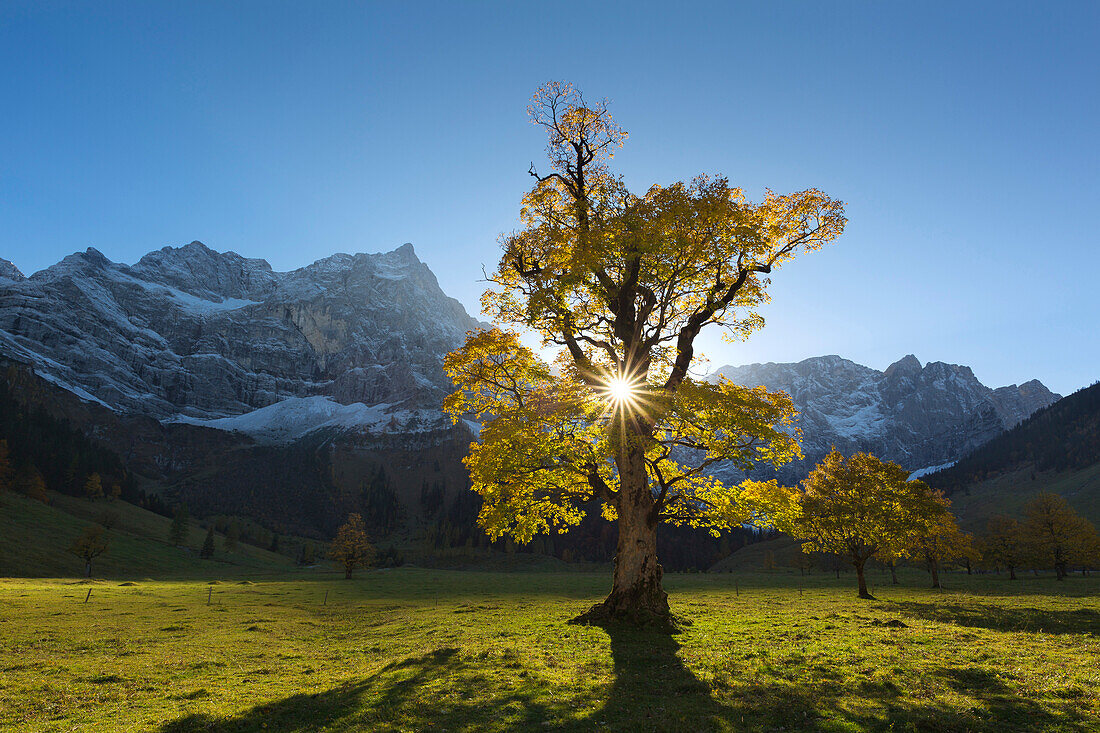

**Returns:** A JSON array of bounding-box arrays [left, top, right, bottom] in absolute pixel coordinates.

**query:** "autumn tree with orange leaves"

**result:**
[[445, 82, 845, 624]]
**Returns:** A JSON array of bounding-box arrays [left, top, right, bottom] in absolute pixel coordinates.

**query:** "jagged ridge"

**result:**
[[0, 241, 482, 424], [708, 354, 1060, 481]]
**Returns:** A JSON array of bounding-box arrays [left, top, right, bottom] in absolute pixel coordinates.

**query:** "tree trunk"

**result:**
[[85, 561, 92, 578], [930, 561, 941, 589], [889, 561, 899, 585], [572, 436, 668, 626], [854, 558, 873, 599], [345, 565, 353, 580], [1009, 565, 1016, 580], [965, 559, 972, 575]]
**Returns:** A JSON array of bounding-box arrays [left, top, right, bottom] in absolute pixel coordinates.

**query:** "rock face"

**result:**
[[0, 258, 24, 281], [0, 241, 481, 427], [708, 354, 1060, 482]]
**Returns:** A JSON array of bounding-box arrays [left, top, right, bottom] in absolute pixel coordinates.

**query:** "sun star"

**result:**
[[605, 376, 636, 404]]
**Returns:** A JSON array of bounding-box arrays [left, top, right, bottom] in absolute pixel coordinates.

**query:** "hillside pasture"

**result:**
[[1, 569, 1097, 732]]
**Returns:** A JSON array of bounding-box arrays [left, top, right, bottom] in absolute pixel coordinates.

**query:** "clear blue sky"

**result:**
[[2, 2, 1097, 395]]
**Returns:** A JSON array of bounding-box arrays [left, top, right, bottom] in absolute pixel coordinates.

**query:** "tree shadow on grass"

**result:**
[[159, 646, 564, 733], [891, 601, 1100, 635], [159, 624, 1095, 732]]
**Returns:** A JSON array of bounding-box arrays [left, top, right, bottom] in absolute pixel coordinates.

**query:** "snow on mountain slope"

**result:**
[[0, 241, 482, 421], [708, 354, 1060, 481], [909, 461, 956, 479], [170, 395, 445, 444]]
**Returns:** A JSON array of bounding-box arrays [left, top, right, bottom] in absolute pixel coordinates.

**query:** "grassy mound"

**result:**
[[0, 491, 294, 578]]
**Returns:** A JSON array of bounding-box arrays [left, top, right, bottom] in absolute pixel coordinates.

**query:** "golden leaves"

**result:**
[[440, 82, 849, 546], [751, 449, 960, 563]]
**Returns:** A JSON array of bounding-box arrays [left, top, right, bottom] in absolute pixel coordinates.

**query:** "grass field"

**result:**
[[2, 567, 1098, 732]]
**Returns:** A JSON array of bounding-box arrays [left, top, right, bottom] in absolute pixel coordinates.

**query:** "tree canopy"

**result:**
[[69, 525, 109, 578], [1022, 492, 1099, 579], [743, 450, 953, 598], [979, 515, 1027, 579]]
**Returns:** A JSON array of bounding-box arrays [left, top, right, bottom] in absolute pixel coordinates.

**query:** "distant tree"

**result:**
[[762, 549, 776, 572], [0, 439, 12, 491], [13, 464, 48, 502], [361, 465, 400, 534], [1023, 493, 1098, 579], [200, 526, 216, 559], [169, 505, 189, 546], [96, 508, 120, 532], [83, 473, 104, 500], [1080, 532, 1100, 575], [980, 515, 1027, 580], [913, 514, 975, 589], [69, 525, 109, 577], [297, 542, 316, 565], [328, 513, 375, 579], [747, 450, 951, 599], [109, 483, 122, 501], [224, 520, 240, 552], [790, 551, 812, 576], [269, 534, 280, 553]]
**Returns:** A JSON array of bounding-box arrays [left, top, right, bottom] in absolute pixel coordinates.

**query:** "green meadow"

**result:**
[[2, 567, 1098, 732]]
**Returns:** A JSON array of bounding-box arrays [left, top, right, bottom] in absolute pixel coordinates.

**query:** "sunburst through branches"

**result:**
[[597, 372, 651, 419]]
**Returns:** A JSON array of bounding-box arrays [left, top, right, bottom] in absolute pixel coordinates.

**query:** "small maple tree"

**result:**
[[328, 513, 376, 580]]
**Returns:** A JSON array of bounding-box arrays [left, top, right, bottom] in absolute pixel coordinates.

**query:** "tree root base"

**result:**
[[568, 602, 687, 633]]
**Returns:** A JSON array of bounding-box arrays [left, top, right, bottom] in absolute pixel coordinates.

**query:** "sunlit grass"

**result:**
[[1, 569, 1097, 731]]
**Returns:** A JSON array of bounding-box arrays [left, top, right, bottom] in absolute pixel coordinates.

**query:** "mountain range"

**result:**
[[0, 241, 479, 428], [0, 241, 1063, 536], [0, 242, 481, 535], [709, 355, 1060, 482]]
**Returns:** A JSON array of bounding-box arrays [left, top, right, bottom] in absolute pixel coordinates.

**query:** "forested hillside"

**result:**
[[0, 367, 166, 512], [928, 381, 1100, 493]]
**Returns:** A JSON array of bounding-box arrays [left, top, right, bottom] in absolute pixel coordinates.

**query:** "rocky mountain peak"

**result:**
[[392, 242, 417, 261], [0, 258, 24, 281], [132, 241, 277, 301], [884, 354, 922, 378]]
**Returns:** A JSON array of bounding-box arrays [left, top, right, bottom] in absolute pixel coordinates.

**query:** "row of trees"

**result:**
[[0, 373, 138, 503], [746, 450, 1099, 598], [979, 493, 1100, 580], [745, 450, 972, 598]]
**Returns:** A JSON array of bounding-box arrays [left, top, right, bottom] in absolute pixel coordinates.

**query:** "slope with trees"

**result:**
[[929, 381, 1099, 492]]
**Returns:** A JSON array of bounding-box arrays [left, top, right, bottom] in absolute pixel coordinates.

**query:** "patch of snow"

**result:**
[[168, 396, 438, 444], [164, 289, 261, 314], [34, 371, 115, 409], [909, 461, 955, 480], [822, 403, 886, 440]]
